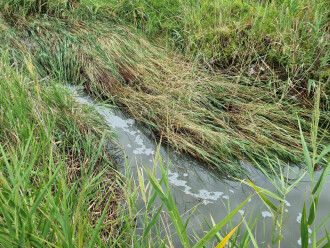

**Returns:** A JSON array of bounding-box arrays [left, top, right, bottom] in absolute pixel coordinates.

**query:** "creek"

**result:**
[[69, 85, 329, 248]]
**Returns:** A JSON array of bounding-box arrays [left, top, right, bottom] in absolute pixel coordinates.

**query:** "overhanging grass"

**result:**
[[2, 1, 329, 102], [1, 16, 328, 175], [0, 3, 329, 246], [103, 0, 330, 101]]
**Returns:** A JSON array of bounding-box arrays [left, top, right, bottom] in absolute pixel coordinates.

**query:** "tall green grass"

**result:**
[[1, 0, 79, 17], [0, 52, 122, 247]]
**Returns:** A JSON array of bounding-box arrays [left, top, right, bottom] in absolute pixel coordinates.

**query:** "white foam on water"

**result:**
[[134, 135, 143, 145], [168, 171, 189, 187], [68, 88, 155, 158], [202, 200, 212, 205], [297, 237, 311, 246], [222, 195, 229, 200], [194, 190, 224, 201], [261, 211, 272, 218], [229, 189, 235, 194], [285, 200, 291, 207], [75, 96, 94, 106], [102, 114, 129, 129], [238, 210, 245, 215], [297, 237, 301, 246], [129, 131, 137, 136], [97, 109, 156, 156], [168, 170, 224, 203], [126, 119, 135, 125], [297, 213, 302, 223], [133, 146, 155, 155]]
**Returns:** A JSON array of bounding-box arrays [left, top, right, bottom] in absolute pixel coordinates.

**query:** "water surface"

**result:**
[[70, 86, 330, 247]]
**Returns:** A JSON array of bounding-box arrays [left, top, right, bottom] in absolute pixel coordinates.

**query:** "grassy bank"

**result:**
[[0, 52, 124, 246], [104, 0, 330, 105], [1, 11, 329, 174], [0, 1, 329, 247]]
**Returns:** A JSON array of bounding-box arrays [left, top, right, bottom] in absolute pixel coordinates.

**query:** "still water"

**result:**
[[69, 86, 329, 247]]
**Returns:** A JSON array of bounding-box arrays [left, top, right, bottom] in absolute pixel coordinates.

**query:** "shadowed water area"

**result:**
[[69, 86, 329, 247]]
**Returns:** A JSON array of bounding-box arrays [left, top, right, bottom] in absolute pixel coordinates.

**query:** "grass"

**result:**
[[0, 1, 329, 247], [0, 13, 329, 175], [122, 93, 329, 247], [116, 109, 330, 247], [0, 52, 123, 246], [104, 0, 330, 105], [2, 1, 329, 107]]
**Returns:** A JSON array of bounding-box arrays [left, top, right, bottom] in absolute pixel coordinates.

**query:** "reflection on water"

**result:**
[[69, 86, 329, 248]]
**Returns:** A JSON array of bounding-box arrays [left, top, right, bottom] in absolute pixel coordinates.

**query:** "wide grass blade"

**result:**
[[143, 204, 164, 238], [308, 196, 319, 225], [215, 223, 240, 248], [301, 202, 308, 248], [192, 196, 252, 248], [246, 179, 278, 212], [312, 158, 330, 195], [298, 119, 313, 179]]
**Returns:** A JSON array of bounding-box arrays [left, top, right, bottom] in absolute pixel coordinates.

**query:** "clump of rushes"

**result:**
[[1, 15, 329, 175], [0, 52, 123, 246]]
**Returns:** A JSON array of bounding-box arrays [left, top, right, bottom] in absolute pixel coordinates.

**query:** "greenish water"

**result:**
[[70, 86, 329, 247]]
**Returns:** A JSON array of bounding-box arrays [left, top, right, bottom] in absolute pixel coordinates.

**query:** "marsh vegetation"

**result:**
[[0, 0, 329, 247]]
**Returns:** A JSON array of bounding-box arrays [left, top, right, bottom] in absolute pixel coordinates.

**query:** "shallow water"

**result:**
[[69, 86, 329, 247]]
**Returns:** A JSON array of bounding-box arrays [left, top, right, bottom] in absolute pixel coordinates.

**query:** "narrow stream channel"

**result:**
[[69, 85, 329, 247]]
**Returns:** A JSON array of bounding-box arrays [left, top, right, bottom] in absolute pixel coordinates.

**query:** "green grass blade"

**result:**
[[29, 159, 63, 217], [308, 196, 319, 225], [242, 218, 259, 248], [192, 195, 252, 248], [143, 204, 163, 238], [301, 202, 308, 248], [88, 195, 112, 248], [298, 119, 313, 179], [312, 157, 330, 195], [247, 180, 278, 212], [315, 145, 330, 164]]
